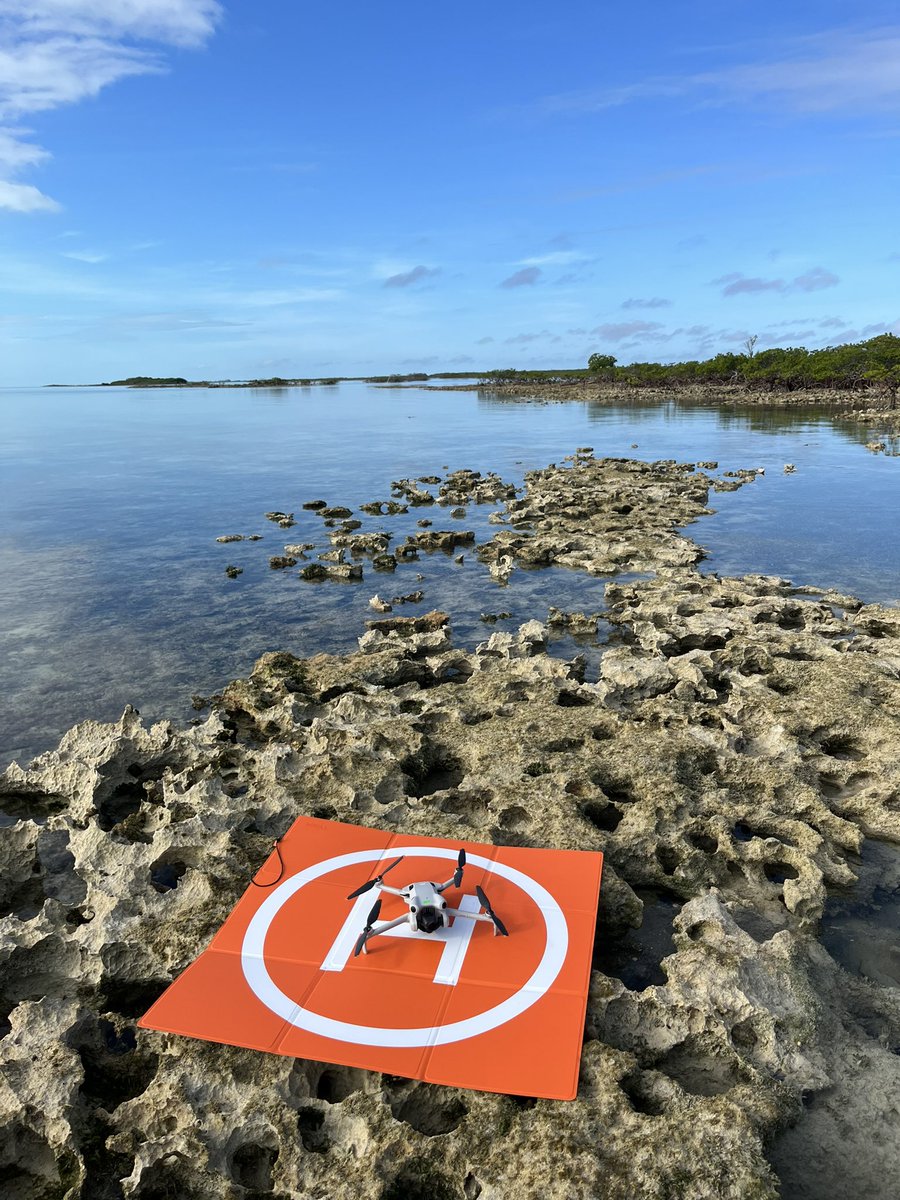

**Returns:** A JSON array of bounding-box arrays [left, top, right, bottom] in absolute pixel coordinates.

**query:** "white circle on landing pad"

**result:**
[[241, 847, 569, 1047]]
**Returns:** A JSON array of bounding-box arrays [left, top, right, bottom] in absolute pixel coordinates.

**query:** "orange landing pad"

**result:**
[[139, 817, 603, 1100]]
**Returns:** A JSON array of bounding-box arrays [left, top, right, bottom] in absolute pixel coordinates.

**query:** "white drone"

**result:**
[[347, 849, 509, 957]]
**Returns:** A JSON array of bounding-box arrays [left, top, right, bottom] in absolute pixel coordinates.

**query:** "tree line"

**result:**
[[586, 334, 900, 402]]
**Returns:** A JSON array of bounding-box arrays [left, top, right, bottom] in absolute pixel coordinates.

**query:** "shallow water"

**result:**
[[820, 839, 900, 990], [1, 381, 898, 767]]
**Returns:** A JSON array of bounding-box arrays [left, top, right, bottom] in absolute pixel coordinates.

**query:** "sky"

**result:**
[[1, 0, 899, 384]]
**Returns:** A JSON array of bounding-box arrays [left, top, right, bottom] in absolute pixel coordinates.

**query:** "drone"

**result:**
[[347, 849, 509, 957]]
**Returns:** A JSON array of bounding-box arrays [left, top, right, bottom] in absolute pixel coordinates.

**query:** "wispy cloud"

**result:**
[[714, 267, 840, 297], [500, 266, 542, 288], [61, 249, 108, 263], [517, 250, 584, 267], [716, 274, 786, 297], [383, 265, 441, 288], [591, 320, 665, 342], [558, 164, 724, 203], [794, 267, 840, 292], [505, 330, 551, 344], [531, 27, 900, 118], [622, 297, 672, 310], [0, 1, 222, 212]]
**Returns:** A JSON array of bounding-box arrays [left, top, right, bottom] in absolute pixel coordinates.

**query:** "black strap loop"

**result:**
[[250, 837, 285, 887]]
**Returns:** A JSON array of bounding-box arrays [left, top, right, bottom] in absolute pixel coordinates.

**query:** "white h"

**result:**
[[321, 892, 482, 985]]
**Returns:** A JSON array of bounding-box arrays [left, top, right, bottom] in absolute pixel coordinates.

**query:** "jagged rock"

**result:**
[[268, 556, 296, 570], [329, 531, 392, 555], [406, 530, 475, 553], [597, 648, 675, 702], [299, 562, 363, 582], [547, 608, 601, 633], [224, 565, 242, 578], [264, 511, 295, 528]]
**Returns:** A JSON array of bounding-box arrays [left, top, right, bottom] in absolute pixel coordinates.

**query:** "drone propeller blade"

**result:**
[[353, 897, 383, 957], [476, 884, 509, 936], [346, 856, 405, 900], [346, 877, 376, 900], [453, 847, 466, 888]]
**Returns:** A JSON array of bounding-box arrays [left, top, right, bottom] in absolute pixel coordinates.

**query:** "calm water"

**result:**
[[1, 382, 898, 767]]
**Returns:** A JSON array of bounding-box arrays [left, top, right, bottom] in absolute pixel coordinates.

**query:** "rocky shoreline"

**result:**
[[424, 379, 900, 428], [2, 454, 899, 1199]]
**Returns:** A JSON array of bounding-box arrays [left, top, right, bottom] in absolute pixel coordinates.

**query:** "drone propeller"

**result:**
[[452, 848, 466, 888], [475, 884, 509, 936], [353, 897, 382, 957], [346, 855, 405, 899]]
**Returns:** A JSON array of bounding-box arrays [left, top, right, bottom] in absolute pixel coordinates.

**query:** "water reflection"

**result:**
[[0, 382, 898, 766]]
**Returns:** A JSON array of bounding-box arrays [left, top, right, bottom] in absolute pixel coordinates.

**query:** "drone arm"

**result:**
[[435, 875, 457, 894], [359, 914, 408, 953], [377, 884, 406, 897], [444, 908, 493, 925], [446, 900, 508, 937]]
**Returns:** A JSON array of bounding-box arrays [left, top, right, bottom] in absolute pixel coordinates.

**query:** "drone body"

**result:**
[[347, 849, 509, 956]]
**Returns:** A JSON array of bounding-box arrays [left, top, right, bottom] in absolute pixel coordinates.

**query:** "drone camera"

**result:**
[[415, 905, 442, 934]]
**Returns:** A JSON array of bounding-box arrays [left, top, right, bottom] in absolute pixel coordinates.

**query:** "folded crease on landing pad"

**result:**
[[139, 817, 603, 1100]]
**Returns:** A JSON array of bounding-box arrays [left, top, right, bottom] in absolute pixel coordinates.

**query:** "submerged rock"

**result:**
[[264, 511, 295, 528]]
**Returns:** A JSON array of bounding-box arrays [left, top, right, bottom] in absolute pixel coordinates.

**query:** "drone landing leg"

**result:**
[[358, 914, 408, 955]]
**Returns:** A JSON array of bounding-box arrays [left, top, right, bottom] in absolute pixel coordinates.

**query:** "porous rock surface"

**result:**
[[477, 454, 744, 576], [2, 457, 899, 1200]]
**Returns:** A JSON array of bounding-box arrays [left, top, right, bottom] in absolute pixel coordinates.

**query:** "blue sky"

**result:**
[[1, 0, 899, 384]]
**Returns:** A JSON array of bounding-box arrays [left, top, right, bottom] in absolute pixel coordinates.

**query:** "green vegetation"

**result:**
[[104, 376, 192, 387], [480, 367, 589, 383], [584, 334, 900, 404]]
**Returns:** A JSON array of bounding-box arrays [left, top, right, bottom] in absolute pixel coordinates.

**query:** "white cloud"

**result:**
[[0, 178, 59, 210], [0, 1, 222, 47], [0, 1, 222, 211]]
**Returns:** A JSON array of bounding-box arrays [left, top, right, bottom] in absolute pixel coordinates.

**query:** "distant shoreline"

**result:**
[[45, 371, 484, 389], [45, 372, 900, 427]]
